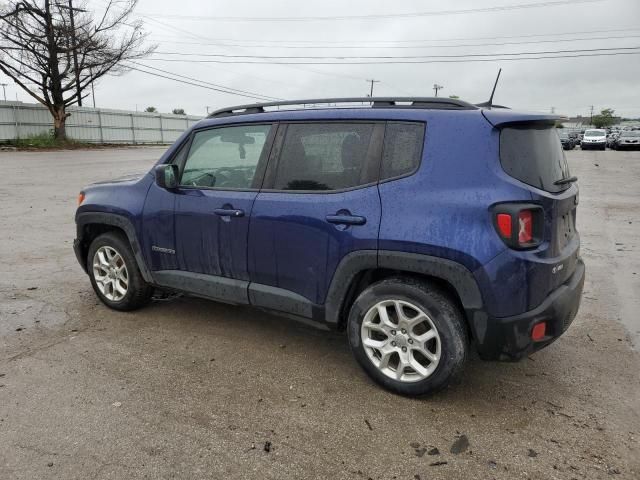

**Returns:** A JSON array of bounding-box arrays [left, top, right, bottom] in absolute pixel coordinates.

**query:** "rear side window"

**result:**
[[273, 123, 376, 191], [381, 122, 425, 180], [500, 125, 571, 193]]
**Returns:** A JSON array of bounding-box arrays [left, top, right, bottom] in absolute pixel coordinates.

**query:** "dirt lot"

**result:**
[[0, 147, 638, 479]]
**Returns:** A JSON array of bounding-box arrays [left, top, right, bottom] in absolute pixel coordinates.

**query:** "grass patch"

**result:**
[[10, 132, 83, 149]]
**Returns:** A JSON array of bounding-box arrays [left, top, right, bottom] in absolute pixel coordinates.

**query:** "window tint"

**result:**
[[500, 125, 571, 193], [381, 122, 425, 180], [181, 124, 271, 189], [273, 123, 375, 191]]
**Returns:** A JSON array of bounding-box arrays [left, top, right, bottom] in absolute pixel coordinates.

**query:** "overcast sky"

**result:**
[[13, 0, 640, 118]]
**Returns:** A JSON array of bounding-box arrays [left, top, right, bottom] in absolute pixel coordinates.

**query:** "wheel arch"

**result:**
[[75, 212, 153, 282], [325, 250, 484, 337]]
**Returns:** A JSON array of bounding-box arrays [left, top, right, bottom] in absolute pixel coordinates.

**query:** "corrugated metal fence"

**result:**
[[0, 101, 202, 144]]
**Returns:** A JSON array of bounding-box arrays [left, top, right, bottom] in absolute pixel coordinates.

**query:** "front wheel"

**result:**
[[87, 232, 153, 311], [347, 277, 468, 396]]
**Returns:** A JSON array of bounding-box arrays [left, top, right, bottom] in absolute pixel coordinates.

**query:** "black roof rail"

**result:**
[[208, 97, 478, 118]]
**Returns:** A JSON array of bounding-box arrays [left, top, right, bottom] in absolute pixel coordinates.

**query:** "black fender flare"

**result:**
[[75, 212, 153, 283], [324, 250, 484, 327]]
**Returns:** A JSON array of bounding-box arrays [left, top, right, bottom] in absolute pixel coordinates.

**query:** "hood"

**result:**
[[90, 172, 146, 186]]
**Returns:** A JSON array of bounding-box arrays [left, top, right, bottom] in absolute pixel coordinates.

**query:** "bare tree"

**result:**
[[0, 0, 154, 140]]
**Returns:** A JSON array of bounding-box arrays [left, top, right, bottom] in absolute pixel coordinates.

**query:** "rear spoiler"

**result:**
[[482, 109, 561, 128]]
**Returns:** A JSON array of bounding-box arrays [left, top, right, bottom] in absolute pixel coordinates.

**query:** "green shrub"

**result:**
[[11, 132, 80, 148]]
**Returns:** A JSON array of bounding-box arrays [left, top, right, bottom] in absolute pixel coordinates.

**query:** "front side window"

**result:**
[[180, 124, 272, 189], [273, 123, 376, 191], [381, 122, 425, 180]]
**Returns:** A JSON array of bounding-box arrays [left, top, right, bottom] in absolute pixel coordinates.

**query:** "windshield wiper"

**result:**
[[554, 176, 578, 186]]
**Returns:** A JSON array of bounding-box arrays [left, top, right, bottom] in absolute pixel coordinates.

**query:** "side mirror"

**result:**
[[155, 164, 179, 189]]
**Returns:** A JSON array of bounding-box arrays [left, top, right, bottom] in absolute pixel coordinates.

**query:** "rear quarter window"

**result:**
[[380, 122, 425, 180], [500, 125, 571, 193]]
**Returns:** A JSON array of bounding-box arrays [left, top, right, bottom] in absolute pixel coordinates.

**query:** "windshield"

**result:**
[[621, 131, 640, 137], [585, 130, 606, 137], [500, 125, 571, 193], [558, 132, 569, 139]]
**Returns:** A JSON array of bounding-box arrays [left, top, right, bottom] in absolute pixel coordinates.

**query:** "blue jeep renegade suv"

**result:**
[[74, 97, 585, 396]]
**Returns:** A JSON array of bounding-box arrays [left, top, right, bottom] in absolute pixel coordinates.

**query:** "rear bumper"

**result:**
[[475, 258, 585, 361]]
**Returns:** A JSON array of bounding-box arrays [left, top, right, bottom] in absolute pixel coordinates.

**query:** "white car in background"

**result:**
[[581, 129, 607, 150]]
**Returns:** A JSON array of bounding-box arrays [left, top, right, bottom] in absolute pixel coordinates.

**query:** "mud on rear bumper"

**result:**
[[474, 258, 585, 361]]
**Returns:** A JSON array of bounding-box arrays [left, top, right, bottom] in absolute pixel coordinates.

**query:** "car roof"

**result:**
[[192, 97, 560, 130]]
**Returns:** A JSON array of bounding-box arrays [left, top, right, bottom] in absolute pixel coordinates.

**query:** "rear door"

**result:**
[[248, 121, 384, 313], [171, 124, 275, 284]]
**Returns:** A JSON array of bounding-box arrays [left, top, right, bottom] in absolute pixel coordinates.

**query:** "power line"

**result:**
[[150, 45, 640, 60], [129, 62, 283, 100], [147, 33, 640, 50], [143, 50, 640, 65], [139, 0, 601, 22], [147, 26, 640, 46], [124, 64, 281, 101]]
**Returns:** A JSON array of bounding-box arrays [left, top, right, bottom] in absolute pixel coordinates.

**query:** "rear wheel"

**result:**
[[347, 277, 468, 396], [87, 232, 153, 311]]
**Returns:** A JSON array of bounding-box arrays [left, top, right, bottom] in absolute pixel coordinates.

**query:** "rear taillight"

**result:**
[[492, 203, 544, 250], [518, 210, 533, 244], [78, 191, 85, 205], [496, 213, 512, 238]]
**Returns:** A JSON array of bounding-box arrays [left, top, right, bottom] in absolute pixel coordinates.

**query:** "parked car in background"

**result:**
[[613, 130, 640, 150], [581, 129, 607, 150], [73, 97, 584, 396], [568, 132, 580, 144], [559, 131, 575, 150]]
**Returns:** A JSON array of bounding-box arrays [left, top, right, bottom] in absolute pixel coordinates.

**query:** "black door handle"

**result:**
[[325, 214, 366, 226], [214, 208, 245, 217]]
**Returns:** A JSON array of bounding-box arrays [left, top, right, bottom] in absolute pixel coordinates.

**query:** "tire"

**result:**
[[347, 277, 468, 396], [87, 231, 153, 311]]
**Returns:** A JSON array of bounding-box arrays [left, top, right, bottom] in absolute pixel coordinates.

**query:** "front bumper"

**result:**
[[581, 141, 605, 149], [475, 258, 585, 361], [73, 238, 88, 273]]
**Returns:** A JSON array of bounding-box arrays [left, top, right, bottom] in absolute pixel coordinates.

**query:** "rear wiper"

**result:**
[[554, 176, 578, 186]]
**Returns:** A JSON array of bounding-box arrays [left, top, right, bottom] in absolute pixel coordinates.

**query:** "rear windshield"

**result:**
[[500, 125, 571, 193]]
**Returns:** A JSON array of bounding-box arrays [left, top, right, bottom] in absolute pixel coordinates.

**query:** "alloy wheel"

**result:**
[[92, 245, 129, 302], [361, 299, 441, 383]]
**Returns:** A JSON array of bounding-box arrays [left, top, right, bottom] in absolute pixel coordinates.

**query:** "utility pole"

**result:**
[[56, 1, 85, 106], [551, 106, 555, 114], [0, 83, 7, 101], [366, 79, 380, 98], [90, 74, 96, 108], [206, 106, 211, 115], [589, 105, 594, 126], [433, 84, 444, 97], [68, 0, 81, 106]]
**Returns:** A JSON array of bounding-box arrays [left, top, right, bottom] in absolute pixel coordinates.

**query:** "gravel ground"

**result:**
[[0, 147, 638, 480]]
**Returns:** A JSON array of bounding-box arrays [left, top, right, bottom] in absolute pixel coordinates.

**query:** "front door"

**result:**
[[157, 123, 275, 302]]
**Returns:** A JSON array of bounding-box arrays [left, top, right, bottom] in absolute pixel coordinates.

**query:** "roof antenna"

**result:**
[[477, 68, 502, 109]]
